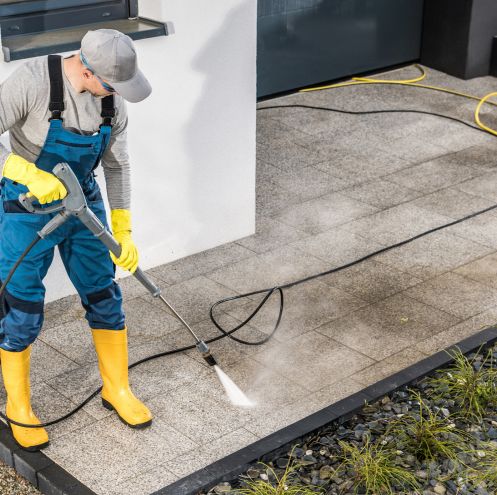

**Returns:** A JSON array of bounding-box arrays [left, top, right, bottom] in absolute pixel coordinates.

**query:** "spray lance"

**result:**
[[19, 162, 217, 368], [0, 161, 254, 430]]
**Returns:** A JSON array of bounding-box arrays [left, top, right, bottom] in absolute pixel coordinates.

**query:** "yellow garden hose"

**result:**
[[299, 64, 497, 136], [475, 92, 497, 137], [352, 64, 427, 84]]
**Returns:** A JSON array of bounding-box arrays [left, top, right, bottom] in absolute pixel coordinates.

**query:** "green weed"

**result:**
[[336, 437, 420, 494], [236, 452, 323, 495], [386, 392, 468, 463], [425, 347, 497, 421], [468, 442, 497, 489]]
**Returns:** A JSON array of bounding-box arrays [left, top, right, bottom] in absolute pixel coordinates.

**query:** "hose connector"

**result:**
[[196, 340, 217, 367]]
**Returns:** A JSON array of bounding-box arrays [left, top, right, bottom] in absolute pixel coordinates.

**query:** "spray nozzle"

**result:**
[[196, 340, 217, 367]]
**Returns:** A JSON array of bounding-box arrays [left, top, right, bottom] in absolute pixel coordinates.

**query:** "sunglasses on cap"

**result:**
[[80, 52, 116, 94]]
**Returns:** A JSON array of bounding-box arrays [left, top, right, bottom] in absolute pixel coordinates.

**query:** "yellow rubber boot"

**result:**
[[0, 347, 49, 451], [91, 328, 152, 428]]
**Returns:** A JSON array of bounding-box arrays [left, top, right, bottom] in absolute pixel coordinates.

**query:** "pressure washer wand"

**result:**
[[20, 163, 217, 367]]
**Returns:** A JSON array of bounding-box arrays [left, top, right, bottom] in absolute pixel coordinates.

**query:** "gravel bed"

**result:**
[[207, 343, 497, 495], [0, 460, 39, 494]]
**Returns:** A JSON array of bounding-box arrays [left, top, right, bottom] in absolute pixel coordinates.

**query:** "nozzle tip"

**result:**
[[203, 353, 217, 367]]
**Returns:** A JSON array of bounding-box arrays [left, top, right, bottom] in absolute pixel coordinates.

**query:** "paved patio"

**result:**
[[3, 65, 497, 494]]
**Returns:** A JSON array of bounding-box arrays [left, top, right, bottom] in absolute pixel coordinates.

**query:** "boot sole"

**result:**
[[102, 398, 152, 429], [8, 424, 49, 452]]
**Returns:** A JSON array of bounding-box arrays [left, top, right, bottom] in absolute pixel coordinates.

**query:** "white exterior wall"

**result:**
[[0, 0, 256, 302]]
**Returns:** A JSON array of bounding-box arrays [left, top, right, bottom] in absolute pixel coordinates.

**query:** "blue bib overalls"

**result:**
[[0, 55, 125, 351]]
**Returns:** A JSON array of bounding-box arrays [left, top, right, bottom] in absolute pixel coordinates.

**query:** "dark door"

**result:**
[[258, 0, 424, 97]]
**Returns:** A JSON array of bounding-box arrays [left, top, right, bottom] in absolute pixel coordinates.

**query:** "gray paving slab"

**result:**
[[315, 292, 460, 361], [39, 319, 96, 366], [351, 348, 429, 387], [340, 178, 424, 209], [42, 294, 85, 331], [109, 467, 178, 495], [124, 296, 183, 344], [385, 155, 482, 193], [147, 275, 239, 326], [265, 163, 352, 201], [374, 230, 494, 280], [251, 330, 375, 392], [223, 278, 368, 341], [415, 306, 497, 356], [148, 241, 255, 287], [44, 416, 197, 494], [273, 192, 378, 235], [410, 186, 496, 219], [321, 258, 423, 303], [207, 245, 331, 295], [29, 340, 80, 384], [256, 111, 315, 147], [46, 361, 106, 420], [258, 100, 359, 136], [162, 428, 259, 479], [313, 145, 412, 183], [244, 376, 365, 438], [126, 345, 214, 402], [235, 215, 309, 254], [15, 65, 497, 494], [404, 272, 497, 319], [297, 129, 394, 164], [146, 373, 256, 446], [256, 175, 304, 216], [438, 144, 497, 173], [342, 202, 453, 245], [416, 122, 496, 154], [118, 271, 166, 300], [381, 135, 452, 164], [207, 354, 310, 410], [257, 138, 328, 171], [444, 209, 497, 249], [454, 252, 497, 289], [455, 169, 497, 202], [288, 224, 385, 265], [178, 313, 275, 367]]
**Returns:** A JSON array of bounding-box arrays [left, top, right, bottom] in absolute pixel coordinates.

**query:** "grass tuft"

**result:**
[[468, 442, 497, 489], [236, 450, 324, 495], [386, 391, 469, 463], [336, 436, 420, 494], [425, 347, 497, 420]]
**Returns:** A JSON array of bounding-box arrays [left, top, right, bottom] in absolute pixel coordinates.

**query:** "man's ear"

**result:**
[[82, 69, 93, 80]]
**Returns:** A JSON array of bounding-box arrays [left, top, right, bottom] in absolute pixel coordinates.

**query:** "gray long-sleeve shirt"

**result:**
[[0, 54, 130, 210]]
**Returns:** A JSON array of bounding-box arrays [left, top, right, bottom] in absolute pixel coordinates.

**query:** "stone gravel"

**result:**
[[0, 461, 39, 494]]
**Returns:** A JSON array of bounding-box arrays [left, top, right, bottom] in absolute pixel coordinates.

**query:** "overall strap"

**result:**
[[47, 55, 64, 121], [100, 95, 115, 127]]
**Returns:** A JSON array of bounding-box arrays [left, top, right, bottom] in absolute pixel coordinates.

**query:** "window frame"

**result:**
[[0, 0, 167, 62], [0, 0, 138, 38]]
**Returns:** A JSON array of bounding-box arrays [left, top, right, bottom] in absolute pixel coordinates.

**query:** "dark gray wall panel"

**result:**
[[258, 0, 424, 97], [422, 0, 497, 79]]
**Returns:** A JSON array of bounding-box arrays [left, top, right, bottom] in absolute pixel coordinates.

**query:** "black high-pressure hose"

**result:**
[[1, 104, 496, 429]]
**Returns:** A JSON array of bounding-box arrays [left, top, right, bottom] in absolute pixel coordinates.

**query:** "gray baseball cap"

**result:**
[[80, 29, 152, 103]]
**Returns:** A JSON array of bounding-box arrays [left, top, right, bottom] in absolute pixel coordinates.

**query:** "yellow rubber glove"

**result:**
[[110, 209, 139, 273], [2, 153, 67, 204]]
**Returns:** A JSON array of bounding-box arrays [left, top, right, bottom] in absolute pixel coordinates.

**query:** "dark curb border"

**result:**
[[2, 326, 496, 495], [151, 325, 497, 495]]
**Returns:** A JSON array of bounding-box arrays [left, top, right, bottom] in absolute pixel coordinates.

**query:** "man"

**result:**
[[0, 29, 152, 451]]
